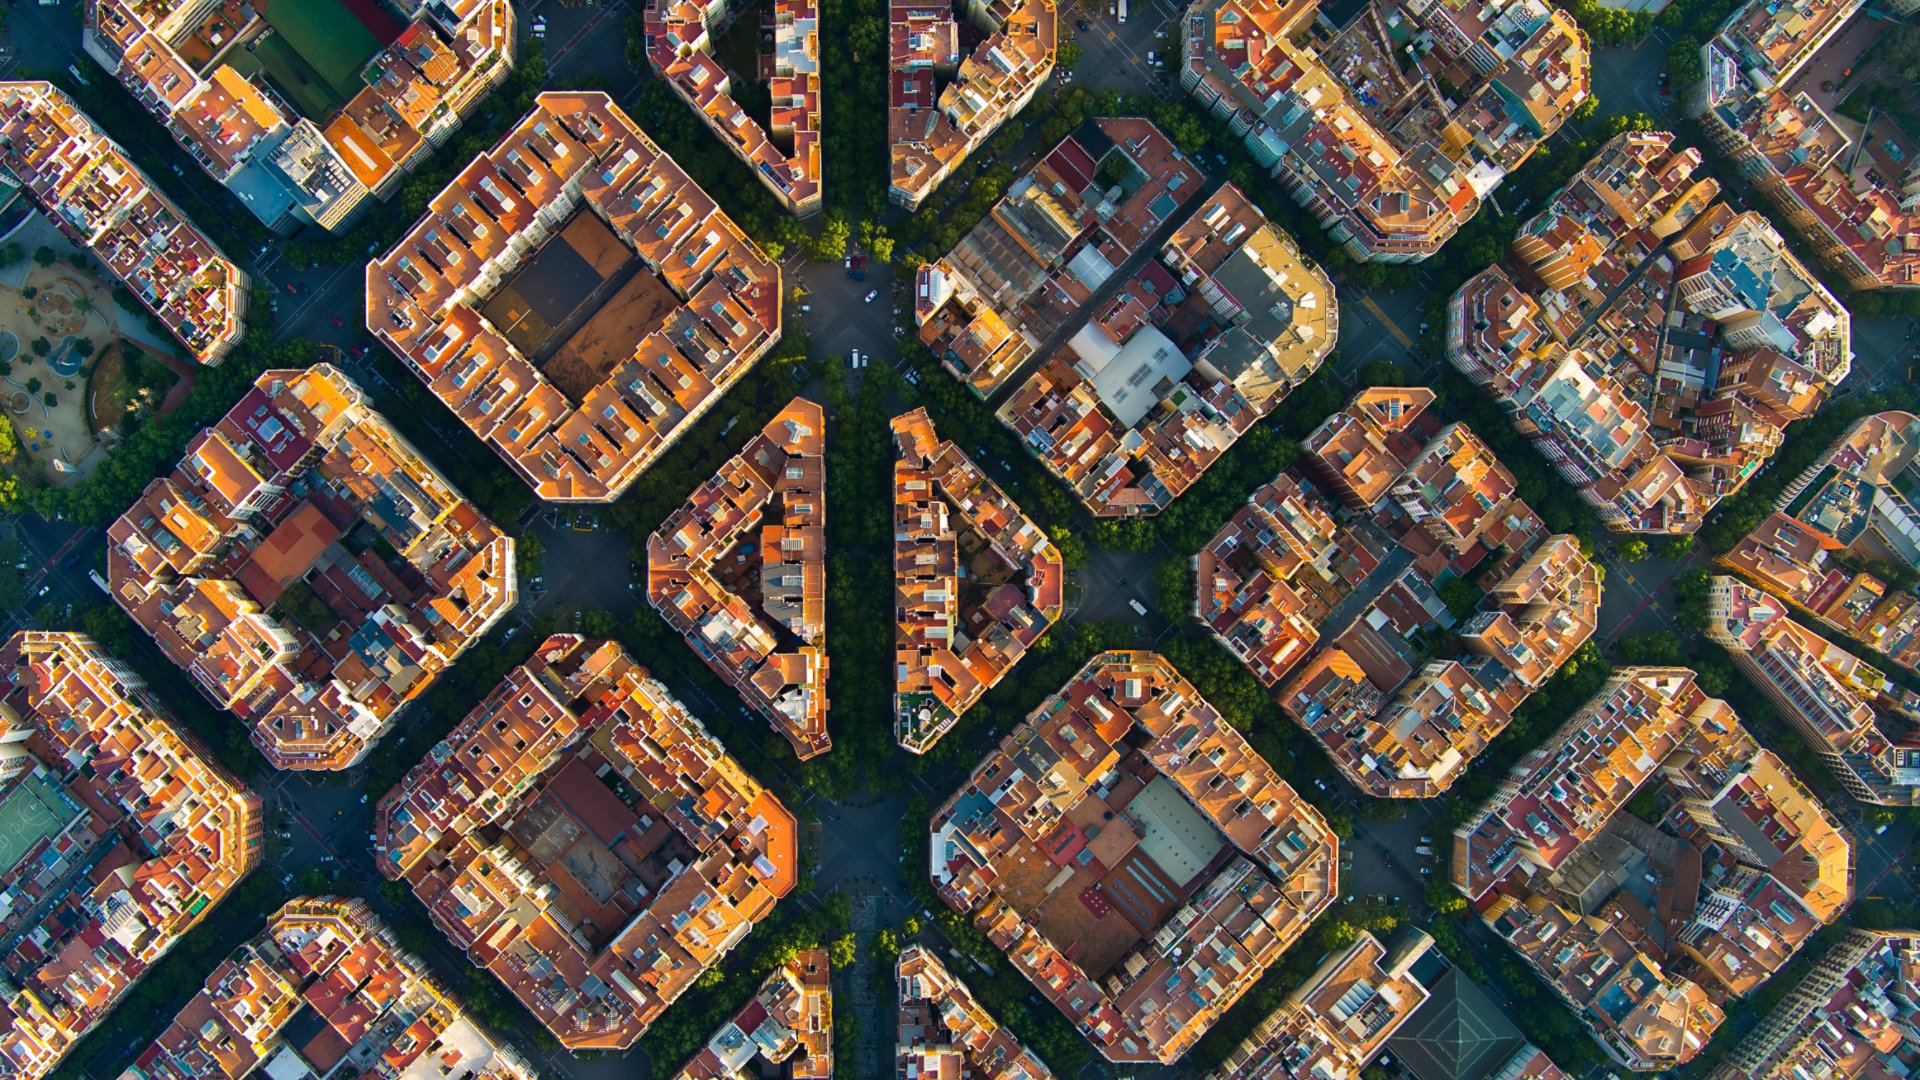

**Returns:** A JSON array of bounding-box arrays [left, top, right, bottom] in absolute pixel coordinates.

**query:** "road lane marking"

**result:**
[[1360, 293, 1414, 348]]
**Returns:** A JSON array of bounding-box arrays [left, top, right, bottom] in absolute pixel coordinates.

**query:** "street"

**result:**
[[0, 5, 1915, 1080]]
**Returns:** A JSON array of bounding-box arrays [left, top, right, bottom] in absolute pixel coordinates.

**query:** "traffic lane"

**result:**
[[525, 519, 637, 619], [797, 259, 896, 366], [1588, 34, 1671, 120], [1075, 545, 1163, 623], [1066, 0, 1180, 98], [269, 256, 366, 347], [5, 1, 88, 76]]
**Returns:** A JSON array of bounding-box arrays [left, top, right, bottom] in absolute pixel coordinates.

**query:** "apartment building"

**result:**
[[896, 946, 1053, 1080], [645, 0, 821, 215], [992, 181, 1337, 516], [1707, 575, 1920, 804], [86, 0, 515, 234], [1181, 0, 1588, 262], [1721, 412, 1920, 674], [915, 118, 1208, 399], [1713, 928, 1920, 1080], [1447, 131, 1851, 534], [1227, 388, 1603, 798], [928, 651, 1338, 1064], [368, 92, 781, 502], [649, 398, 829, 759], [1194, 471, 1387, 686], [888, 0, 1056, 209], [893, 407, 1063, 753], [0, 631, 262, 1080], [0, 81, 247, 364], [671, 949, 830, 1080], [123, 895, 537, 1080], [913, 120, 1338, 519], [1206, 930, 1434, 1080], [105, 364, 516, 770], [1487, 891, 1725, 1070], [374, 635, 797, 1051], [1699, 0, 1920, 291], [1453, 666, 1853, 1069]]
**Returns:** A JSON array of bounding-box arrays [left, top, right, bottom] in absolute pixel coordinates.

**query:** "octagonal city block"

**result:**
[[375, 635, 798, 1051], [929, 650, 1337, 1064]]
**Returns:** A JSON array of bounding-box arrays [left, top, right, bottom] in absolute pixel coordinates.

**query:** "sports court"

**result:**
[[0, 772, 83, 872], [249, 0, 389, 118]]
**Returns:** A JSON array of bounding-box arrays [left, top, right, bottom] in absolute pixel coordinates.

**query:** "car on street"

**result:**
[[799, 303, 810, 313], [35, 585, 47, 597], [1078, 18, 1090, 29], [284, 282, 297, 294], [331, 316, 343, 327], [864, 289, 878, 302]]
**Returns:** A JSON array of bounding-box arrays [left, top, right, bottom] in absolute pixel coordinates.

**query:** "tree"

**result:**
[[873, 928, 900, 961], [25, 378, 41, 395], [0, 416, 16, 459], [811, 213, 851, 262], [828, 933, 857, 967], [1059, 39, 1084, 70], [517, 533, 544, 580], [1424, 879, 1466, 916], [869, 233, 895, 264], [42, 393, 55, 408], [29, 338, 49, 358], [74, 337, 94, 358], [1618, 538, 1649, 562], [31, 246, 53, 267]]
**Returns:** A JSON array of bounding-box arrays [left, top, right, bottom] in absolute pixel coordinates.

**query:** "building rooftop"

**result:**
[[1452, 665, 1855, 1069], [928, 650, 1338, 1064], [1448, 131, 1851, 534], [1385, 968, 1544, 1080], [86, 0, 516, 233], [893, 407, 1063, 753], [1206, 929, 1435, 1080], [1180, 0, 1588, 263], [1718, 928, 1920, 1080], [123, 895, 537, 1080], [953, 168, 1335, 517], [106, 364, 516, 771], [367, 92, 782, 503], [649, 398, 829, 759], [645, 0, 821, 216], [1721, 412, 1920, 675], [670, 949, 831, 1080], [1236, 388, 1600, 798], [1706, 576, 1920, 805], [373, 635, 797, 1051], [887, 0, 1056, 209], [896, 946, 1053, 1080], [0, 631, 261, 1080], [0, 81, 248, 365]]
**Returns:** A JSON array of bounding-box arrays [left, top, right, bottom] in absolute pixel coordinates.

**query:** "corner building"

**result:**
[[368, 92, 781, 502], [0, 631, 262, 1080], [374, 635, 797, 1051], [929, 651, 1337, 1064]]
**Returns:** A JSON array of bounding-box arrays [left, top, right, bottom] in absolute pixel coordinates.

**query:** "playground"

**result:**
[[0, 223, 184, 485]]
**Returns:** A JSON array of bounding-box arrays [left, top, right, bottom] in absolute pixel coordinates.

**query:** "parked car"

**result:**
[[864, 289, 879, 302]]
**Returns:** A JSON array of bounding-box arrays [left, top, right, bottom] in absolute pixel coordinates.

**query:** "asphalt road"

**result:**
[[3, 10, 1918, 1080]]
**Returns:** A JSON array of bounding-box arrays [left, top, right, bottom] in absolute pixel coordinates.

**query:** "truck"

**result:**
[[1128, 598, 1148, 616]]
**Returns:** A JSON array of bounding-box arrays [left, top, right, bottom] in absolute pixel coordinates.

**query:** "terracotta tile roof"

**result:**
[[0, 631, 261, 1080], [374, 635, 798, 1051], [106, 365, 517, 770], [649, 399, 829, 759], [928, 651, 1337, 1064], [368, 92, 781, 502], [0, 81, 247, 364]]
